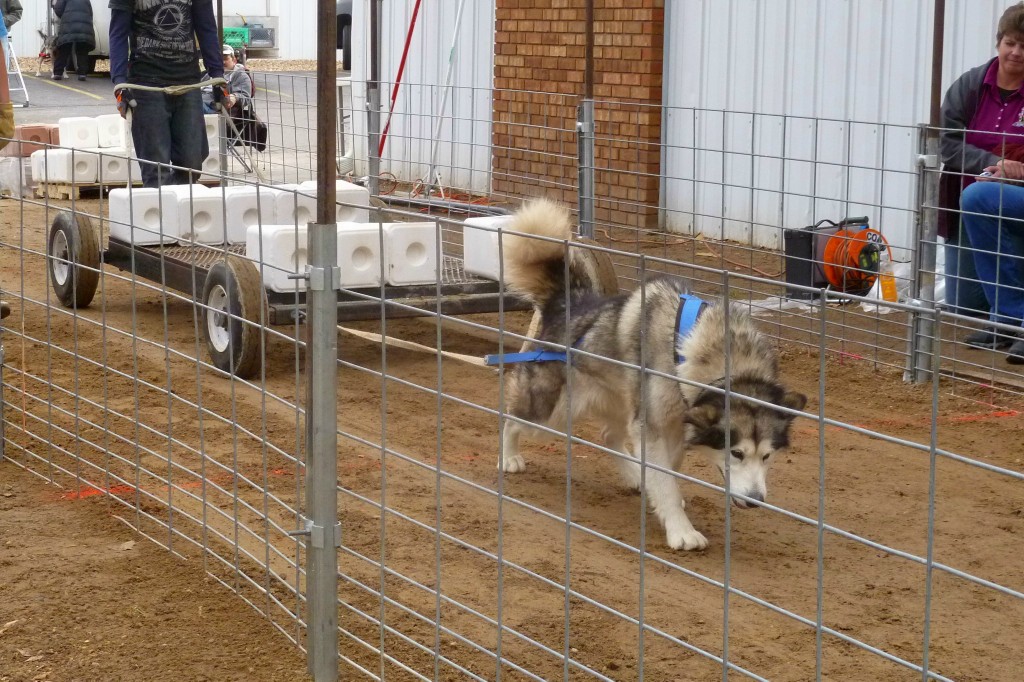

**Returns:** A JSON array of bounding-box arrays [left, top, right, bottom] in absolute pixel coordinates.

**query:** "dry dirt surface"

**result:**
[[2, 197, 1024, 681]]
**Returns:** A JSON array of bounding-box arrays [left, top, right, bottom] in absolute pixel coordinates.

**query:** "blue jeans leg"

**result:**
[[944, 223, 989, 317], [960, 181, 1024, 327], [130, 89, 209, 188]]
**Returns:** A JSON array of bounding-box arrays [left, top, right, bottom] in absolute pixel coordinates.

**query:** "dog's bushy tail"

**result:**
[[503, 199, 574, 306]]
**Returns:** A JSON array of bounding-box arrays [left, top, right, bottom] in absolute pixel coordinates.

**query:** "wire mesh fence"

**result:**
[[1, 54, 1023, 682]]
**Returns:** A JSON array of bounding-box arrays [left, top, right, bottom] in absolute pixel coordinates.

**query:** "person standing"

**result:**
[[52, 0, 95, 82], [108, 0, 224, 187], [0, 0, 22, 31]]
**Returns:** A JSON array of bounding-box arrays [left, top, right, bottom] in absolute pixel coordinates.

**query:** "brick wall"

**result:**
[[492, 1, 665, 228]]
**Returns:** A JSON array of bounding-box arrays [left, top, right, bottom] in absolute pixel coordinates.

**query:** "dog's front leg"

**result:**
[[500, 419, 527, 473], [642, 440, 708, 551]]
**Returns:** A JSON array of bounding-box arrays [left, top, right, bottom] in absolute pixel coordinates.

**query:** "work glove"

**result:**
[[211, 84, 229, 111], [115, 89, 135, 119]]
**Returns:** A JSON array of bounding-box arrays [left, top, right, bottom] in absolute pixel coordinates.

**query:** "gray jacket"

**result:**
[[940, 58, 1000, 174], [202, 63, 254, 109], [1, 0, 22, 30]]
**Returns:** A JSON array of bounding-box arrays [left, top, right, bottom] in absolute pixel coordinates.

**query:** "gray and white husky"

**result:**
[[498, 199, 807, 550]]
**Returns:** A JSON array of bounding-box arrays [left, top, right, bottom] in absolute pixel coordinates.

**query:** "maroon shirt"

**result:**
[[963, 59, 1024, 189]]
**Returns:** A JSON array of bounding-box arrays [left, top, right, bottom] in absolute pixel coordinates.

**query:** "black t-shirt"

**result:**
[[109, 0, 201, 86]]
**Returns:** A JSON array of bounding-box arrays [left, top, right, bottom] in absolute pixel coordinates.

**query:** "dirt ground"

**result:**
[[2, 197, 1023, 681]]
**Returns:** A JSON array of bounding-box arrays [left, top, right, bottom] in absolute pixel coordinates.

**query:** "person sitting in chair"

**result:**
[[202, 44, 252, 114]]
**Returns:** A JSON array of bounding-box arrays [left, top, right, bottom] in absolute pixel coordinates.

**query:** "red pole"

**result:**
[[378, 0, 423, 157]]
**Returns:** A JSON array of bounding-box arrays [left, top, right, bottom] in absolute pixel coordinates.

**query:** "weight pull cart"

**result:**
[[45, 210, 530, 379]]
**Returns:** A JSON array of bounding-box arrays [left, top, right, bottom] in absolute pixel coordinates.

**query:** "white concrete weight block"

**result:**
[[383, 222, 437, 286], [200, 154, 222, 181], [269, 184, 317, 228], [165, 185, 225, 244], [92, 149, 130, 184], [204, 114, 220, 150], [297, 179, 371, 223], [462, 215, 515, 281], [58, 117, 100, 149], [336, 222, 383, 289], [96, 114, 128, 149], [222, 185, 276, 244], [108, 187, 179, 245], [29, 148, 98, 183], [245, 223, 308, 293]]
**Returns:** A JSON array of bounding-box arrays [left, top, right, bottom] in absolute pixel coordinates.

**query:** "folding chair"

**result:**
[[221, 68, 267, 174]]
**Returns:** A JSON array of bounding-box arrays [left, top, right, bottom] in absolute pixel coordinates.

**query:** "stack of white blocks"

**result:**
[[31, 115, 139, 184], [242, 179, 436, 292]]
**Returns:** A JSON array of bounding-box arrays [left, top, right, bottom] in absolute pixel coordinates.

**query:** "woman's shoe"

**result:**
[[1007, 339, 1024, 365], [962, 328, 1016, 350]]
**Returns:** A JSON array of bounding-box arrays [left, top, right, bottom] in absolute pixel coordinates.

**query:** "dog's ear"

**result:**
[[685, 402, 720, 431], [779, 390, 807, 418]]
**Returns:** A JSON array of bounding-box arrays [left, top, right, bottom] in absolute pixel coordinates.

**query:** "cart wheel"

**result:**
[[577, 237, 619, 295], [48, 211, 100, 309], [202, 255, 267, 379]]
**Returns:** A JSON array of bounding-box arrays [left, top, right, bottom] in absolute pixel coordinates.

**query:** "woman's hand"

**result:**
[[997, 158, 1024, 180]]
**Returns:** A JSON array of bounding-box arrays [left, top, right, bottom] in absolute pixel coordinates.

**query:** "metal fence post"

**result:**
[[0, 302, 7, 462], [905, 126, 940, 383], [366, 0, 382, 198], [577, 101, 595, 239], [302, 1, 341, 680]]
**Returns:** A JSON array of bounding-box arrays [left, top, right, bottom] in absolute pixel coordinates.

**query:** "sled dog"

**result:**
[[498, 199, 807, 550]]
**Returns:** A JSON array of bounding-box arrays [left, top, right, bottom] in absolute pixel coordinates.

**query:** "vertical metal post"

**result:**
[[577, 0, 596, 239], [0, 305, 6, 462], [303, 1, 340, 680], [366, 0, 383, 197], [906, 0, 945, 383], [907, 130, 940, 384]]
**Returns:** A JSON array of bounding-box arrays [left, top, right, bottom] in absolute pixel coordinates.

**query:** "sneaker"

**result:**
[[962, 328, 1016, 350], [77, 75, 86, 81], [51, 74, 63, 80], [1007, 339, 1024, 365]]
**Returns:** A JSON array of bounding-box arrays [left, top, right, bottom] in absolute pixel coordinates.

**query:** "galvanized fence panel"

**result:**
[[1, 66, 1023, 682]]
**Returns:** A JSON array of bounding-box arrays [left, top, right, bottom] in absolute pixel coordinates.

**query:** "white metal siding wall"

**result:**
[[662, 0, 1008, 251], [348, 0, 496, 193]]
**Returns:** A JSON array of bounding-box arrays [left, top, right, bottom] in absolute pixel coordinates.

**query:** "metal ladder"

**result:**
[[6, 37, 29, 108]]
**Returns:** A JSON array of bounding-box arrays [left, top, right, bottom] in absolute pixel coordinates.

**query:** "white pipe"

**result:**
[[425, 0, 469, 192]]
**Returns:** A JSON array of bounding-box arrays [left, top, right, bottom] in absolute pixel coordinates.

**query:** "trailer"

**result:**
[[45, 210, 530, 379]]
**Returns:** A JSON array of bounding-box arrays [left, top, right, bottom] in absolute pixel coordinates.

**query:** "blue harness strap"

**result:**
[[485, 348, 571, 366], [485, 293, 708, 367], [674, 294, 707, 364]]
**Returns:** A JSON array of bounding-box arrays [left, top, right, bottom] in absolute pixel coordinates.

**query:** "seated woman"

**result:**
[[940, 4, 1024, 320], [942, 2, 1024, 363]]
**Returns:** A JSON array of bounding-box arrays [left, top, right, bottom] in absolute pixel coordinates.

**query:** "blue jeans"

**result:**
[[129, 89, 209, 188], [960, 181, 1024, 327], [944, 222, 989, 317]]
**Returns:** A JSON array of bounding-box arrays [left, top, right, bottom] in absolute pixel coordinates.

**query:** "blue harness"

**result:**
[[484, 294, 707, 366]]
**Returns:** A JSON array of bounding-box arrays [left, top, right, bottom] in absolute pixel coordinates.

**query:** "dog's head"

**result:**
[[684, 378, 806, 509]]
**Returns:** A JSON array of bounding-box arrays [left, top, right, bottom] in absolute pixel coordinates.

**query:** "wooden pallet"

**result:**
[[34, 178, 222, 201]]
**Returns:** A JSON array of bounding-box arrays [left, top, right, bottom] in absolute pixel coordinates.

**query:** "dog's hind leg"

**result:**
[[642, 439, 708, 551]]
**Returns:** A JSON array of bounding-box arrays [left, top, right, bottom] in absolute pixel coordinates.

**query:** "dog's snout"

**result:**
[[733, 491, 764, 508]]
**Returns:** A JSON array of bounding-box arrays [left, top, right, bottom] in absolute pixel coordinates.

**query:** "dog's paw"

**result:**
[[666, 527, 709, 551], [501, 453, 526, 473]]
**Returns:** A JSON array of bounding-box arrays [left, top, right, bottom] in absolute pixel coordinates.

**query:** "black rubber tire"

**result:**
[[201, 255, 267, 379], [338, 15, 352, 71], [47, 211, 100, 309]]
